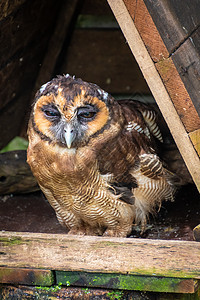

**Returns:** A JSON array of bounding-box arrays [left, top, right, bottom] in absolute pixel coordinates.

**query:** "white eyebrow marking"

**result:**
[[39, 81, 50, 93], [97, 88, 109, 100]]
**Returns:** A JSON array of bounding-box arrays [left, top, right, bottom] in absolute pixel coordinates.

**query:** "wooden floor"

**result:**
[[0, 184, 200, 299]]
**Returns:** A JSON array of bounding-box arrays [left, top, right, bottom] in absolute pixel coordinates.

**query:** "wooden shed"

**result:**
[[0, 0, 200, 299]]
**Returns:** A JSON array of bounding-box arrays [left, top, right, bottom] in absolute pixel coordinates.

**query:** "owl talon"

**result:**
[[103, 225, 132, 238], [68, 228, 86, 236]]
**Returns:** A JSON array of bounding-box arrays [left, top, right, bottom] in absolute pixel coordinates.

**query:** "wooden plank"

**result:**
[[189, 129, 200, 157], [0, 35, 49, 111], [1, 286, 199, 300], [143, 0, 200, 54], [123, 0, 200, 133], [107, 0, 200, 191], [0, 0, 27, 21], [193, 224, 200, 242], [56, 271, 199, 293], [33, 0, 79, 93], [0, 267, 53, 286], [0, 91, 33, 150], [0, 0, 59, 71], [1, 232, 200, 279], [171, 29, 200, 117], [156, 57, 200, 132], [142, 0, 200, 118], [123, 0, 169, 62], [0, 150, 38, 195], [0, 36, 50, 149]]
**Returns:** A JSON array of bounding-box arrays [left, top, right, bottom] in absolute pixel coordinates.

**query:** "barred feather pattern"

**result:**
[[131, 153, 174, 232], [141, 110, 163, 143]]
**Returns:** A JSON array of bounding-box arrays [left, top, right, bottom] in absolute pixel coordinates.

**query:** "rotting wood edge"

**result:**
[[0, 231, 200, 294]]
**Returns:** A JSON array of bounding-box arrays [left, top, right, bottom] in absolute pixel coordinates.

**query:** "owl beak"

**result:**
[[64, 124, 75, 148]]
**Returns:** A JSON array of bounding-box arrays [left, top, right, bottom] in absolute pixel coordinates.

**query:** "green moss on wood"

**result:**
[[0, 267, 54, 286], [56, 271, 198, 293], [0, 236, 23, 245]]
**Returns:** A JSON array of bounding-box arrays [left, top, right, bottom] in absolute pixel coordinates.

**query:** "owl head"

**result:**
[[30, 75, 116, 149]]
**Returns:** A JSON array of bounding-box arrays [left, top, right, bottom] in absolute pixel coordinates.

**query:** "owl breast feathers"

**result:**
[[27, 74, 175, 237]]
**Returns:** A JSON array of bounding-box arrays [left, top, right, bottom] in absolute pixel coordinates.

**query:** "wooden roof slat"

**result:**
[[107, 0, 200, 191]]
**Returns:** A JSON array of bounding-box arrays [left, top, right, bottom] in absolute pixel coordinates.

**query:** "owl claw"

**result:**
[[103, 225, 132, 238], [68, 228, 86, 236]]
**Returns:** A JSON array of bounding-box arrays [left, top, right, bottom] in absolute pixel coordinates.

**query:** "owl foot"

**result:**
[[103, 225, 132, 238], [68, 226, 104, 236], [68, 228, 86, 235]]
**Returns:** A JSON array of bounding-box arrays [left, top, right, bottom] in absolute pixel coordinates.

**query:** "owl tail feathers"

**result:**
[[132, 172, 175, 234]]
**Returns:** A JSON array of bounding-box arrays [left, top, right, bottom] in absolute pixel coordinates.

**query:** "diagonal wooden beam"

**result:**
[[107, 0, 200, 192]]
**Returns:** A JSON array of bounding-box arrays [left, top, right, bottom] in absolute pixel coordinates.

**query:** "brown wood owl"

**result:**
[[27, 74, 175, 237]]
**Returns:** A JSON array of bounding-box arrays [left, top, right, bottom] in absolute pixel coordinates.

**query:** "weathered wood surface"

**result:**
[[143, 0, 200, 118], [0, 150, 38, 195], [56, 271, 199, 294], [0, 0, 26, 21], [107, 0, 200, 192], [0, 231, 200, 279], [0, 267, 198, 293], [143, 0, 200, 54], [193, 224, 200, 242], [0, 0, 60, 149], [0, 267, 53, 286], [171, 29, 200, 117], [189, 129, 200, 157], [156, 57, 200, 133], [123, 0, 200, 133], [33, 0, 80, 94]]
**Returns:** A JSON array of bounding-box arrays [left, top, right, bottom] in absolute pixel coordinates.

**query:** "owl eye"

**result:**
[[77, 106, 97, 121], [79, 111, 96, 119], [42, 106, 61, 119], [44, 110, 60, 117]]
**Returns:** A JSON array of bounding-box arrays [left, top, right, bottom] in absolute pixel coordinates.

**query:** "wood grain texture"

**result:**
[[107, 0, 200, 191], [0, 267, 53, 286], [123, 0, 169, 62], [142, 0, 200, 117], [1, 231, 200, 279], [122, 0, 200, 132], [0, 150, 39, 195], [156, 57, 200, 132], [0, 35, 49, 111], [171, 29, 200, 117], [143, 0, 200, 54], [33, 0, 79, 93], [0, 0, 26, 21], [56, 271, 199, 293], [189, 129, 200, 157], [0, 0, 59, 70]]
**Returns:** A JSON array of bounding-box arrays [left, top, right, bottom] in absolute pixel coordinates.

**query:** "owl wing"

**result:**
[[100, 100, 175, 230], [118, 99, 163, 144]]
